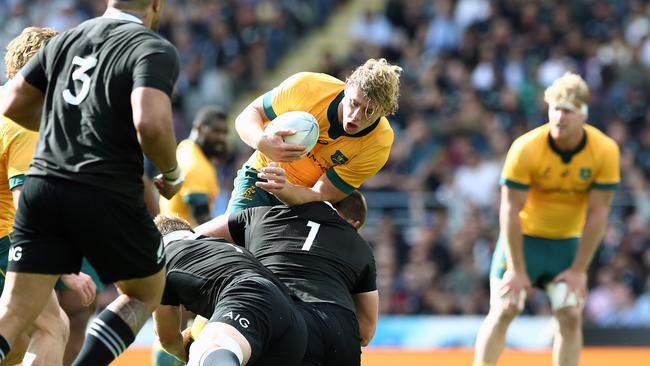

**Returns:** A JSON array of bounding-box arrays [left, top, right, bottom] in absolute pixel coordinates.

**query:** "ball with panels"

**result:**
[[266, 111, 320, 156]]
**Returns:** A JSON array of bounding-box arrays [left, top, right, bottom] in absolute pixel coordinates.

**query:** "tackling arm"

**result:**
[[256, 164, 348, 205], [153, 305, 186, 362], [353, 290, 379, 346]]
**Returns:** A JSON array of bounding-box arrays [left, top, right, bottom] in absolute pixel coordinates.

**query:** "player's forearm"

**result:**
[[274, 183, 323, 206], [235, 106, 266, 150], [137, 123, 178, 173], [501, 209, 526, 272], [572, 209, 609, 272]]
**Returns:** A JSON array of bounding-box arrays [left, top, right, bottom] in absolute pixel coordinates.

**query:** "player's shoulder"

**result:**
[[510, 124, 548, 152], [283, 72, 344, 88], [367, 117, 394, 148], [585, 124, 619, 152]]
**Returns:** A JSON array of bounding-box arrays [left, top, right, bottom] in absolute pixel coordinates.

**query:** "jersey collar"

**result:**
[[162, 230, 197, 246], [326, 91, 381, 139], [102, 7, 144, 24], [547, 129, 587, 164]]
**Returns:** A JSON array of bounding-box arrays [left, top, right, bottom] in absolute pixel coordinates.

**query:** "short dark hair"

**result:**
[[154, 214, 192, 236], [333, 190, 367, 229], [193, 105, 228, 129]]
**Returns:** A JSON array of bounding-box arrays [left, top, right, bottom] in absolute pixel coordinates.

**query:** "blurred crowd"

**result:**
[[344, 0, 650, 327], [2, 0, 650, 328]]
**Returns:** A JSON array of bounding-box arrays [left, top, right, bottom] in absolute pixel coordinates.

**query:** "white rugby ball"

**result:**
[[266, 111, 319, 156]]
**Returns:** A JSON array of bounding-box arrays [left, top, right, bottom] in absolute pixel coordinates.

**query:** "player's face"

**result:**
[[548, 103, 587, 141], [341, 84, 381, 135], [199, 121, 228, 159]]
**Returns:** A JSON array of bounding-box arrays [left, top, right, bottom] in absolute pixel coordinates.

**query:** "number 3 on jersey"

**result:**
[[301, 221, 321, 251], [63, 55, 97, 105]]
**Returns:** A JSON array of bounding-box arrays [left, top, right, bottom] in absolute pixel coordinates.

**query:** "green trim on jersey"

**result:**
[[262, 91, 277, 120], [326, 169, 355, 195], [182, 193, 210, 205], [500, 177, 529, 190], [8, 175, 25, 190], [592, 182, 620, 190]]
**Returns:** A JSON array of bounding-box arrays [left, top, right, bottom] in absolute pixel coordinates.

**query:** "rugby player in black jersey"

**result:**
[[0, 1, 182, 364]]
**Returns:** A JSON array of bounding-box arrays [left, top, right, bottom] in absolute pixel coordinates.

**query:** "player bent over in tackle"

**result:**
[[473, 72, 620, 366], [153, 215, 307, 365]]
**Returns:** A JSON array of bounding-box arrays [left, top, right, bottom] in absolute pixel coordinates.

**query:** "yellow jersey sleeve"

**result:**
[[592, 138, 620, 190], [263, 72, 316, 120], [500, 137, 533, 190], [3, 119, 37, 189]]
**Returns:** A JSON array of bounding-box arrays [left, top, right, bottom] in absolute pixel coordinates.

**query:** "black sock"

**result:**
[[199, 348, 240, 366], [71, 309, 135, 366], [0, 335, 10, 361]]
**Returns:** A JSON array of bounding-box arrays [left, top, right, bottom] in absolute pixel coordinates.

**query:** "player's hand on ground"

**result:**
[[498, 270, 531, 310], [60, 272, 96, 307], [256, 162, 287, 194], [257, 130, 306, 162], [553, 267, 587, 305], [154, 174, 183, 200]]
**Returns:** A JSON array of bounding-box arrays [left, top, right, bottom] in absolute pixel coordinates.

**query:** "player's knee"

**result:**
[[490, 304, 520, 324], [554, 306, 582, 333]]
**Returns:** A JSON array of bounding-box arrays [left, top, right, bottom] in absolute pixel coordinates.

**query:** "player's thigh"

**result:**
[[0, 236, 9, 295], [209, 276, 306, 365], [226, 165, 282, 213], [10, 177, 83, 276], [298, 302, 361, 366], [490, 235, 546, 284]]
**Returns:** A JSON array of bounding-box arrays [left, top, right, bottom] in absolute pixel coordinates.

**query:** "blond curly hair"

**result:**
[[347, 58, 402, 116], [5, 27, 58, 80], [543, 72, 590, 109]]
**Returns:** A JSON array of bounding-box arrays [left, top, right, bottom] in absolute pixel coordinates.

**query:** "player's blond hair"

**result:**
[[347, 58, 402, 116], [543, 72, 590, 109], [154, 214, 192, 236], [4, 27, 58, 80]]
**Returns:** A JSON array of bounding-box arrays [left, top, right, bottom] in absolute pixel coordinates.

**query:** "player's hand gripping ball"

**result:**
[[266, 111, 319, 157]]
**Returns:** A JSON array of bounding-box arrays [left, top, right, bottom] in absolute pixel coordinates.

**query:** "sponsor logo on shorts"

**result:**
[[222, 311, 250, 328], [8, 246, 22, 262]]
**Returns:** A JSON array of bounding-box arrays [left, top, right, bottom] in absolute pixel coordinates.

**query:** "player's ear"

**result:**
[[346, 218, 361, 231], [151, 0, 162, 13]]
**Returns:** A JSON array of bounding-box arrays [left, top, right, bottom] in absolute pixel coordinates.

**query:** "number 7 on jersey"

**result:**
[[301, 221, 321, 251]]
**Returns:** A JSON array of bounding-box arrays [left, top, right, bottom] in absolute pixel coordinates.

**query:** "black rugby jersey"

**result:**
[[21, 13, 179, 201], [161, 236, 290, 318], [228, 202, 377, 313]]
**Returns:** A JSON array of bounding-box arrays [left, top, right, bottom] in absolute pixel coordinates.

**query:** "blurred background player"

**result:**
[[228, 58, 401, 211], [0, 0, 182, 364], [159, 105, 229, 226], [154, 105, 228, 365], [196, 184, 378, 366], [153, 215, 307, 366], [1, 26, 96, 366], [473, 72, 620, 366]]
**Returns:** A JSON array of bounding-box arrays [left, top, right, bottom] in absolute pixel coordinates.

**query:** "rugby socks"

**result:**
[[72, 309, 135, 366], [472, 362, 496, 366], [0, 335, 10, 362], [199, 348, 240, 366]]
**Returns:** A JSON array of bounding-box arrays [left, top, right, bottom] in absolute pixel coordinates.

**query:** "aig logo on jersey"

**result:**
[[222, 311, 250, 328], [8, 246, 22, 262]]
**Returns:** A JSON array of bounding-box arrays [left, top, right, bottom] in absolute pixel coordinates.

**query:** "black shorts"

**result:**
[[10, 176, 164, 283], [297, 302, 361, 366], [209, 276, 307, 366]]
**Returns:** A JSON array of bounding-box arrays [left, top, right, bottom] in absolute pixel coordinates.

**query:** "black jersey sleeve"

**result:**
[[352, 246, 378, 294], [21, 47, 48, 93], [160, 278, 181, 306], [228, 206, 273, 247], [131, 40, 180, 98]]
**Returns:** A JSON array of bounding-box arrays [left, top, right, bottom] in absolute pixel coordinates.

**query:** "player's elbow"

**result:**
[[359, 325, 376, 346], [135, 115, 172, 141]]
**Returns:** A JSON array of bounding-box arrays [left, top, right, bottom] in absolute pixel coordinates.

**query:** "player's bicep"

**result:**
[[131, 87, 172, 132], [501, 185, 528, 213], [195, 214, 233, 243], [1, 74, 44, 131]]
